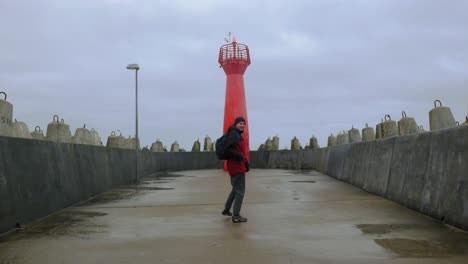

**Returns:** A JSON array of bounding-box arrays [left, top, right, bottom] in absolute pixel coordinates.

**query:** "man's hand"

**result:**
[[245, 160, 250, 172]]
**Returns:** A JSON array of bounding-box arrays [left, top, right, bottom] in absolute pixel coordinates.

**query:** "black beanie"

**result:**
[[233, 116, 246, 126]]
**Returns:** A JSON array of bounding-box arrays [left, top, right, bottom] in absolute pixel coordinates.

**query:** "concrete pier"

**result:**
[[1, 169, 467, 263]]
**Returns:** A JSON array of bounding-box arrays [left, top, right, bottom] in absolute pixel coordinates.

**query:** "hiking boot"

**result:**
[[232, 215, 248, 223], [222, 209, 232, 216]]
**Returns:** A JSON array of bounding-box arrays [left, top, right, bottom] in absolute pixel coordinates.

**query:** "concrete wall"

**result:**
[[249, 126, 468, 231], [0, 137, 221, 234], [2, 126, 467, 233]]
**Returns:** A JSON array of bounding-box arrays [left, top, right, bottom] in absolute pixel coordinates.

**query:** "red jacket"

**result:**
[[227, 138, 247, 176]]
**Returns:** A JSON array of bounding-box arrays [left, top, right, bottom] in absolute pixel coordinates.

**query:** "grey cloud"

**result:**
[[1, 0, 467, 149]]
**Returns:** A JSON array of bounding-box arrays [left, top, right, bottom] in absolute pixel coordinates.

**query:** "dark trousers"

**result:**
[[224, 173, 245, 216]]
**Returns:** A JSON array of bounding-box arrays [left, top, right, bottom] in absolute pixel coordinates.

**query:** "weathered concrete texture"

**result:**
[[327, 133, 336, 146], [0, 124, 12, 137], [362, 124, 375, 141], [265, 138, 274, 150], [0, 98, 12, 136], [388, 127, 468, 229], [376, 121, 383, 139], [192, 139, 201, 152], [11, 120, 32, 139], [30, 126, 45, 140], [46, 118, 72, 143], [210, 141, 215, 151], [72, 127, 94, 145], [0, 137, 221, 234], [150, 140, 164, 152], [0, 95, 13, 127], [309, 136, 320, 149], [348, 127, 361, 143], [272, 136, 279, 150], [170, 141, 180, 152], [203, 136, 212, 151], [266, 150, 303, 170], [249, 126, 468, 231], [250, 151, 270, 168], [382, 116, 399, 138], [336, 132, 349, 145], [398, 112, 418, 136], [106, 132, 125, 148], [0, 137, 132, 234], [123, 137, 139, 150], [2, 169, 468, 264], [139, 151, 222, 172], [290, 137, 300, 150], [90, 129, 102, 146], [429, 102, 457, 131]]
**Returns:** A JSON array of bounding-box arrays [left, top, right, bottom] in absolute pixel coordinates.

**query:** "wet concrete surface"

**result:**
[[1, 169, 468, 263]]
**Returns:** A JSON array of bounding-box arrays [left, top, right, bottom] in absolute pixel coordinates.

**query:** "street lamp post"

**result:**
[[126, 63, 140, 185]]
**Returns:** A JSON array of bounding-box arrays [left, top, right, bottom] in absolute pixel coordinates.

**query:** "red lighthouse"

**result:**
[[219, 37, 251, 161]]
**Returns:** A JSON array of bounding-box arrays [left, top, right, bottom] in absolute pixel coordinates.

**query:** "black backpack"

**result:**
[[215, 133, 229, 160]]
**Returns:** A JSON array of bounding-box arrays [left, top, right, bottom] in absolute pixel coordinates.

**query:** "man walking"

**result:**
[[222, 116, 250, 223]]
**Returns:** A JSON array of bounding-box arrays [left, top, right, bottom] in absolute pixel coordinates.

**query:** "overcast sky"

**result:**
[[1, 0, 467, 149]]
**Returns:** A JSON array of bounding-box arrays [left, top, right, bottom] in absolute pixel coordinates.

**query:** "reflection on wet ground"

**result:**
[[0, 211, 107, 242], [288, 180, 316, 183], [357, 223, 468, 258], [288, 170, 321, 176], [1, 169, 468, 264], [374, 238, 468, 258]]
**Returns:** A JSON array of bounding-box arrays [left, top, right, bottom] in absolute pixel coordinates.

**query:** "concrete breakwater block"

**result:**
[[309, 135, 320, 149], [382, 114, 398, 138], [106, 130, 126, 148], [398, 111, 418, 136], [336, 131, 349, 145], [31, 126, 45, 140], [11, 119, 32, 139], [90, 129, 102, 146], [192, 139, 201, 152], [0, 91, 13, 137], [72, 125, 94, 145], [46, 115, 72, 143], [203, 136, 212, 152], [151, 139, 165, 152], [348, 126, 362, 143], [124, 136, 139, 150], [429, 100, 457, 131], [362, 123, 375, 141], [291, 136, 301, 150], [272, 136, 280, 151], [376, 119, 384, 139], [210, 142, 215, 151], [327, 133, 336, 147], [265, 138, 274, 151], [171, 141, 180, 152]]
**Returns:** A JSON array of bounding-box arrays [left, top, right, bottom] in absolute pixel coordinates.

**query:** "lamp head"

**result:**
[[126, 64, 140, 70]]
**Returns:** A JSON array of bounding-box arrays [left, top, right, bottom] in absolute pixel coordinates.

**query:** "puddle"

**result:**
[[142, 180, 170, 184], [86, 188, 142, 204], [356, 224, 439, 235], [0, 211, 107, 242], [134, 186, 174, 191], [357, 224, 468, 257], [288, 181, 316, 183], [289, 170, 319, 176], [146, 171, 191, 178], [0, 254, 21, 264], [374, 238, 468, 258]]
